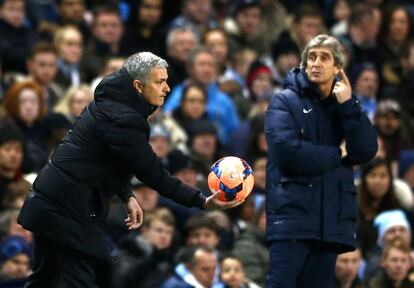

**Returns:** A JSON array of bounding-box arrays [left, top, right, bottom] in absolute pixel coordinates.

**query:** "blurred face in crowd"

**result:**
[[375, 112, 401, 137], [383, 226, 411, 246], [184, 0, 211, 24], [257, 209, 266, 233], [204, 30, 228, 66], [236, 6, 261, 37], [93, 12, 123, 45], [365, 164, 391, 200], [149, 135, 170, 158], [305, 47, 339, 88], [70, 89, 92, 116], [0, 253, 30, 279], [143, 219, 174, 250], [134, 186, 159, 212], [59, 0, 85, 23], [175, 168, 198, 187], [253, 157, 266, 190], [191, 52, 217, 86], [29, 52, 58, 85], [0, 0, 24, 28], [335, 249, 361, 285], [295, 16, 324, 45], [57, 28, 83, 64], [358, 10, 380, 45], [191, 133, 217, 160], [139, 0, 162, 27], [354, 69, 378, 98], [251, 72, 272, 99], [137, 67, 170, 107], [168, 30, 198, 62], [102, 58, 125, 76], [19, 89, 40, 125], [187, 227, 219, 249], [382, 247, 411, 283], [8, 215, 32, 243], [333, 0, 350, 22], [390, 8, 410, 44], [189, 249, 217, 288], [276, 53, 300, 76], [221, 258, 245, 287], [182, 86, 206, 119], [0, 141, 23, 177]]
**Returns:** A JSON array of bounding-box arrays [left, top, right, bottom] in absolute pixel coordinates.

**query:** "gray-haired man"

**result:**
[[264, 35, 377, 287], [18, 52, 241, 287]]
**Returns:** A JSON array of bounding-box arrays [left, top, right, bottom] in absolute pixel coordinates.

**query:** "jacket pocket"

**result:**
[[339, 183, 357, 221], [276, 178, 313, 214]]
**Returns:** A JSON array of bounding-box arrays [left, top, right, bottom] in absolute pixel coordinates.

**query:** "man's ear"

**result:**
[[133, 80, 143, 94], [334, 65, 341, 78]]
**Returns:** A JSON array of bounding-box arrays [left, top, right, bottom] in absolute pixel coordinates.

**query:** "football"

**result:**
[[207, 156, 255, 202]]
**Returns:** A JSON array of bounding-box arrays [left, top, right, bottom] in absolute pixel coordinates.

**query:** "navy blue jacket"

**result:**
[[18, 68, 206, 259], [264, 68, 377, 252]]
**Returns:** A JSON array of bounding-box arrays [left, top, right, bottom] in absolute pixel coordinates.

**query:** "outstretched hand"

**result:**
[[333, 69, 352, 104], [204, 190, 245, 210], [125, 196, 143, 230]]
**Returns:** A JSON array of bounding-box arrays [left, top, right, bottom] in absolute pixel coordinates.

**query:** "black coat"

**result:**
[[18, 68, 206, 259]]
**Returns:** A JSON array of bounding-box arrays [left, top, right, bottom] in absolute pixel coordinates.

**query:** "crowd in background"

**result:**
[[0, 0, 414, 287]]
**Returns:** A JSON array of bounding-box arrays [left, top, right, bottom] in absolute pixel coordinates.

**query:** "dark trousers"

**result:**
[[266, 240, 337, 288], [25, 234, 111, 288]]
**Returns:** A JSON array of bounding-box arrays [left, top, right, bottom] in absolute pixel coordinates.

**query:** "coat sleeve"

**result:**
[[103, 117, 206, 209], [337, 97, 378, 166], [265, 94, 342, 176]]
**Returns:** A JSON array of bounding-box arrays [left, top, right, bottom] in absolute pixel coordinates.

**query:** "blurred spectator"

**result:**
[[339, 4, 381, 71], [149, 123, 172, 162], [220, 256, 260, 288], [172, 83, 209, 138], [269, 40, 300, 87], [330, 0, 351, 37], [53, 85, 93, 123], [0, 0, 37, 75], [250, 155, 267, 210], [365, 238, 414, 287], [357, 158, 404, 259], [26, 42, 61, 110], [165, 26, 199, 89], [1, 179, 31, 210], [0, 235, 31, 286], [161, 246, 219, 288], [364, 209, 412, 281], [169, 0, 217, 38], [0, 120, 24, 206], [349, 63, 379, 121], [123, 0, 166, 56], [163, 47, 240, 145], [225, 0, 270, 57], [132, 179, 159, 213], [260, 0, 288, 48], [202, 28, 230, 76], [185, 213, 220, 250], [81, 5, 127, 82], [55, 0, 89, 41], [378, 4, 413, 97], [188, 119, 221, 177], [334, 248, 362, 288], [90, 56, 125, 92], [399, 40, 414, 119], [245, 60, 274, 104], [374, 99, 414, 163], [42, 112, 71, 154], [3, 81, 49, 173], [53, 25, 86, 92], [231, 203, 268, 287], [275, 3, 325, 54], [0, 209, 32, 245], [112, 208, 176, 288]]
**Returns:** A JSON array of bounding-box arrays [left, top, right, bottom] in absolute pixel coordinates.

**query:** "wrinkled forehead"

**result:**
[[307, 46, 334, 58]]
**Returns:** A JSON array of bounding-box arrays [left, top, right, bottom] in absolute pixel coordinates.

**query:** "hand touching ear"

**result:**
[[332, 70, 352, 104]]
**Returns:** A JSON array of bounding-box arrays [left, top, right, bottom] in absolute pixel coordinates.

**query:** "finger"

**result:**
[[338, 69, 351, 87]]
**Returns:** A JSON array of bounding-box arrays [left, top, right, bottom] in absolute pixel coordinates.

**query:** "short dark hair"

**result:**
[[30, 42, 58, 59], [93, 5, 121, 21], [293, 3, 323, 24], [349, 3, 374, 26], [185, 213, 220, 238]]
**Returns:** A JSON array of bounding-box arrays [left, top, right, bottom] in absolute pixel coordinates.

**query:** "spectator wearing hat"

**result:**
[[0, 235, 31, 286], [269, 40, 300, 87], [0, 120, 24, 206], [224, 0, 271, 57], [374, 99, 414, 163], [188, 119, 221, 178], [149, 123, 172, 163], [364, 209, 412, 282]]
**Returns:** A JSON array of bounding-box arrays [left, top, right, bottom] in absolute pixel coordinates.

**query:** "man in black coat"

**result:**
[[17, 52, 240, 287]]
